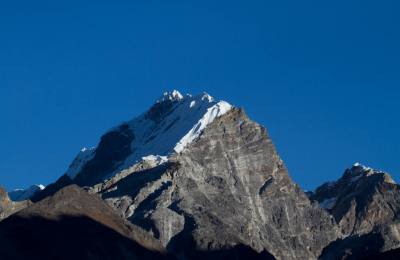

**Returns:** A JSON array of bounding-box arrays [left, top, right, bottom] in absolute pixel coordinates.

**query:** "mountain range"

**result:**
[[1, 90, 398, 260]]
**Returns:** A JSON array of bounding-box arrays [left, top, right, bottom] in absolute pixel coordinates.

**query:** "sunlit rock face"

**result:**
[[24, 91, 400, 259], [97, 108, 339, 260], [0, 187, 31, 221]]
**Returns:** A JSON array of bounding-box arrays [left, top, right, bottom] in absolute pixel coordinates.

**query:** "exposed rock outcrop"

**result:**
[[312, 164, 400, 259], [0, 186, 31, 221], [97, 108, 339, 259]]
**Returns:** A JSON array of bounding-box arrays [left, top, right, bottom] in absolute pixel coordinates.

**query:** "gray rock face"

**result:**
[[97, 108, 339, 259], [0, 187, 31, 221], [312, 164, 400, 258]]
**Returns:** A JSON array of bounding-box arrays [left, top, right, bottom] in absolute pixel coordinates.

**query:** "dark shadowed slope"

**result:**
[[0, 184, 274, 260], [0, 185, 171, 260]]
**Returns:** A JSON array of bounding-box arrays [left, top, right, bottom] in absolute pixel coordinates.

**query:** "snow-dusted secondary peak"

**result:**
[[350, 162, 386, 176], [9, 184, 45, 201], [318, 163, 396, 191], [349, 163, 395, 183], [66, 90, 233, 182]]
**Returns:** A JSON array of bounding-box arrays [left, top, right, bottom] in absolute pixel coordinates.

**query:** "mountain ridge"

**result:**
[[1, 90, 399, 260]]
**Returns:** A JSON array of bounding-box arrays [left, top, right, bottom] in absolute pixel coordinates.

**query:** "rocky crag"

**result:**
[[311, 164, 400, 259]]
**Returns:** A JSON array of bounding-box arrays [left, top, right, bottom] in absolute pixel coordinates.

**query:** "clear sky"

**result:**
[[0, 0, 399, 191]]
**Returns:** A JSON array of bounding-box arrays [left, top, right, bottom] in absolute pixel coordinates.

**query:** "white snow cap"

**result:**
[[174, 100, 232, 153], [119, 90, 233, 170], [353, 162, 372, 171], [350, 162, 394, 182], [352, 162, 379, 175], [65, 90, 233, 181], [158, 90, 184, 103]]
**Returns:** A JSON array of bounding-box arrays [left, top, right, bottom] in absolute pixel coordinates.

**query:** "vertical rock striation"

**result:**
[[98, 108, 339, 259]]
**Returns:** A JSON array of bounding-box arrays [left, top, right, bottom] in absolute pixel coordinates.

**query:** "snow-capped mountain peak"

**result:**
[[350, 162, 391, 178], [116, 91, 233, 175], [318, 163, 394, 190], [66, 90, 233, 184]]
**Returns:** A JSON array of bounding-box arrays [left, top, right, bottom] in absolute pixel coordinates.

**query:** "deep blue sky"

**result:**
[[0, 1, 399, 191]]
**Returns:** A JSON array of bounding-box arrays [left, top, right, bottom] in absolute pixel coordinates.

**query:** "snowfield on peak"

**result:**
[[66, 90, 233, 181], [351, 162, 388, 177], [118, 91, 233, 174], [157, 90, 184, 102], [173, 100, 232, 153]]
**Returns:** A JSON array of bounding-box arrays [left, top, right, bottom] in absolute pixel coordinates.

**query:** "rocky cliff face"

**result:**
[[93, 108, 339, 259], [312, 164, 400, 259]]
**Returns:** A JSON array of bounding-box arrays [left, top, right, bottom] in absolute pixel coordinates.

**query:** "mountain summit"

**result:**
[[1, 90, 399, 260], [66, 90, 232, 186]]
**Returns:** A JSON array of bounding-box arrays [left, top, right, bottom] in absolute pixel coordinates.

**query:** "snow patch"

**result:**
[[353, 162, 372, 172], [174, 101, 232, 153], [201, 93, 214, 102], [142, 155, 168, 165], [352, 162, 386, 176], [158, 90, 184, 103]]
